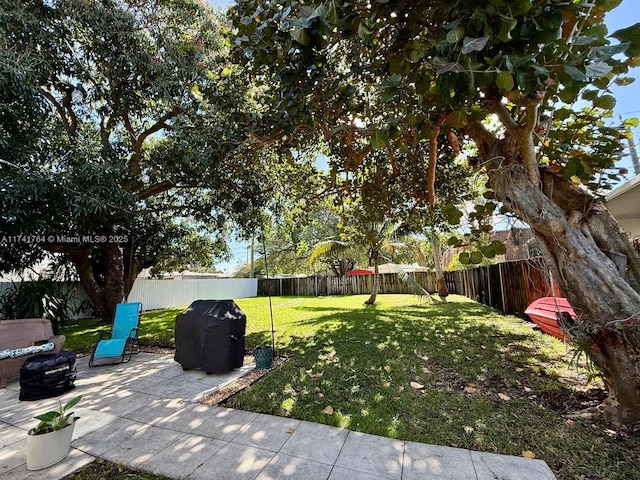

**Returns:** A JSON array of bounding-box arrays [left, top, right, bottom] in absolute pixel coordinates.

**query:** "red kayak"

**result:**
[[524, 297, 576, 341]]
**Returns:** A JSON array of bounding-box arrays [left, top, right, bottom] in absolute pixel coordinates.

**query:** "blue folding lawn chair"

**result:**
[[89, 302, 142, 367]]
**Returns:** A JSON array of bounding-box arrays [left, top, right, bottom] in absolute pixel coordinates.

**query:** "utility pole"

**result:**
[[249, 236, 255, 278], [627, 135, 640, 176], [619, 117, 640, 176]]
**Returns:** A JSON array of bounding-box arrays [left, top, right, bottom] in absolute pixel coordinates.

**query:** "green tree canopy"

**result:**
[[231, 0, 640, 423], [0, 0, 265, 322]]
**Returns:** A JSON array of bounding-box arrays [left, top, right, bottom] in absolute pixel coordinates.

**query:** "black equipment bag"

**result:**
[[19, 352, 77, 401]]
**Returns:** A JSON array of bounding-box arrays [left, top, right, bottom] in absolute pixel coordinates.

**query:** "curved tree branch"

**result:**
[[40, 88, 71, 133], [136, 180, 175, 200], [127, 105, 182, 176]]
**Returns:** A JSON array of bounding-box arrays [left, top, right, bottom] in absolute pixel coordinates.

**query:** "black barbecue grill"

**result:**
[[174, 299, 246, 374]]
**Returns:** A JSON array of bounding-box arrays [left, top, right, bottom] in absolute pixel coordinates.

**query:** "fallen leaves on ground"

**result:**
[[410, 381, 424, 390], [498, 393, 511, 401], [322, 405, 334, 415], [522, 450, 536, 459]]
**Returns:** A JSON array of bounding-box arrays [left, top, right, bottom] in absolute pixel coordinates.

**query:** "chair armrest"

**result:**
[[95, 330, 111, 341], [48, 334, 66, 352], [128, 327, 140, 339]]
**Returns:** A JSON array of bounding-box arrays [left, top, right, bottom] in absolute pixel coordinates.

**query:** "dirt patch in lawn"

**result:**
[[538, 387, 608, 414]]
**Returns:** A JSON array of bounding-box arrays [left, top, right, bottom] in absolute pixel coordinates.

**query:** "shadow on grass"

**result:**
[[230, 300, 560, 424], [226, 300, 640, 480]]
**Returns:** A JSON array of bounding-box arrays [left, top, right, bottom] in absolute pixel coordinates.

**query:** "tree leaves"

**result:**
[[585, 61, 613, 78], [292, 26, 310, 46], [445, 111, 468, 128], [496, 71, 515, 91], [592, 94, 617, 109], [563, 65, 587, 82], [371, 129, 389, 149], [611, 23, 640, 57], [446, 27, 465, 44], [358, 20, 375, 40], [461, 36, 490, 54]]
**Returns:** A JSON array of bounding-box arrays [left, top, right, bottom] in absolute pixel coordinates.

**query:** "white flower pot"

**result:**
[[26, 420, 75, 470]]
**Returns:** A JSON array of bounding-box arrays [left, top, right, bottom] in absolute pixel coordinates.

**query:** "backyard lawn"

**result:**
[[64, 295, 640, 480]]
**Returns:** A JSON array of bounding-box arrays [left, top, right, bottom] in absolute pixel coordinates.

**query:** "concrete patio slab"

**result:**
[[0, 437, 26, 473], [279, 420, 349, 465], [137, 433, 226, 479], [334, 431, 404, 479], [232, 413, 301, 452], [71, 407, 119, 440], [402, 442, 476, 480], [328, 465, 396, 480], [188, 406, 260, 441], [70, 417, 147, 456], [187, 442, 275, 480], [100, 424, 185, 468], [0, 422, 25, 448], [471, 450, 557, 480], [149, 402, 214, 432], [0, 352, 559, 480], [256, 453, 334, 480], [95, 391, 159, 417], [125, 398, 191, 426], [1, 447, 95, 480]]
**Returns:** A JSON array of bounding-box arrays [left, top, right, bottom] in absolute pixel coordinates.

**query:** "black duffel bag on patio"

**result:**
[[19, 352, 77, 401]]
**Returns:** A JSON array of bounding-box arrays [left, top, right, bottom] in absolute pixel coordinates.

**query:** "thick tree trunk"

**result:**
[[431, 234, 449, 299], [69, 249, 107, 322], [365, 255, 380, 305], [67, 237, 127, 324], [487, 160, 640, 424], [101, 240, 126, 323], [122, 248, 144, 301]]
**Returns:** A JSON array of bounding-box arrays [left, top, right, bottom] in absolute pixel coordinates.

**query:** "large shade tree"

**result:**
[[232, 0, 640, 423], [0, 0, 266, 323]]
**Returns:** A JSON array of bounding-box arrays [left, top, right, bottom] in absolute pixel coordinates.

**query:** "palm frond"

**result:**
[[308, 239, 350, 266], [391, 263, 438, 304]]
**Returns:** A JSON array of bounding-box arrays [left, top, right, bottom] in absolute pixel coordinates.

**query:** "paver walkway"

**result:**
[[0, 353, 558, 479]]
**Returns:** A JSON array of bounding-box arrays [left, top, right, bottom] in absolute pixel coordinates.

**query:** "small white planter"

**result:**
[[26, 420, 75, 470]]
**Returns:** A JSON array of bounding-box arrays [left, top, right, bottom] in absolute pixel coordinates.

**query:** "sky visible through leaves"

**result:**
[[208, 0, 640, 272]]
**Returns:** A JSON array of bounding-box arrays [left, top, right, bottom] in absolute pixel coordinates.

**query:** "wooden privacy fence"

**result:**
[[257, 258, 554, 317]]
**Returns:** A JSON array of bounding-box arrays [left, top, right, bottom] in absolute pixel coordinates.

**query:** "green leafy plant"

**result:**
[[0, 279, 79, 333], [28, 395, 82, 436]]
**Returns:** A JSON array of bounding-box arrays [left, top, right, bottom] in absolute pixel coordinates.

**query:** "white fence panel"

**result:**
[[127, 278, 258, 311]]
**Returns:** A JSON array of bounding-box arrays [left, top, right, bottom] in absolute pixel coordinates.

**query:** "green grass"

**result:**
[[62, 295, 640, 480], [63, 306, 185, 353]]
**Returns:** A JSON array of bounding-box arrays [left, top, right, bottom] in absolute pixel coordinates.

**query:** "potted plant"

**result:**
[[254, 346, 273, 370], [26, 395, 81, 470]]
